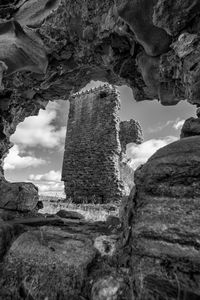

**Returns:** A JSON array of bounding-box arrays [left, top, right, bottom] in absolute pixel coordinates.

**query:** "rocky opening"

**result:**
[[0, 0, 200, 299]]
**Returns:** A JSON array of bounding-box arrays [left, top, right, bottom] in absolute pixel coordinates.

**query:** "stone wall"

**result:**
[[62, 84, 124, 203], [119, 120, 143, 154]]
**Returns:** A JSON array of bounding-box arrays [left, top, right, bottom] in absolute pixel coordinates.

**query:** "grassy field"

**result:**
[[39, 195, 119, 221]]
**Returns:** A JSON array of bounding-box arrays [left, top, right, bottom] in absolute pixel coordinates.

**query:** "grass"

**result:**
[[39, 195, 119, 221]]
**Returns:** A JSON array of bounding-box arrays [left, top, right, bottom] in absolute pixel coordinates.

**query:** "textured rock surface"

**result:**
[[0, 217, 127, 300], [181, 109, 200, 138], [0, 180, 39, 212], [118, 0, 171, 56], [181, 117, 200, 138], [0, 221, 23, 260], [1, 226, 96, 299], [124, 137, 200, 299]]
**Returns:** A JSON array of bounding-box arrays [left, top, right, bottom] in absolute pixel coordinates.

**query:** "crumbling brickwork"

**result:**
[[119, 120, 143, 154], [62, 84, 124, 203]]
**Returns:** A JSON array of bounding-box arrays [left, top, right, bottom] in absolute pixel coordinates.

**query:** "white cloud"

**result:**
[[147, 118, 186, 133], [28, 170, 64, 196], [147, 120, 175, 133], [29, 170, 61, 182], [4, 145, 45, 170], [37, 182, 64, 193], [127, 136, 177, 170], [173, 119, 185, 130], [10, 102, 66, 149]]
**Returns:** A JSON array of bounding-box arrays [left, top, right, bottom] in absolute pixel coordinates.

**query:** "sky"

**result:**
[[4, 81, 196, 196]]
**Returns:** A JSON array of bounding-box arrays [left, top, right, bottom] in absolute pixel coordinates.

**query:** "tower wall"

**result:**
[[61, 85, 124, 203]]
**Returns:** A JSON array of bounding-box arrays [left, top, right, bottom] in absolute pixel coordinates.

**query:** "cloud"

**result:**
[[35, 181, 64, 196], [147, 118, 186, 133], [147, 120, 175, 133], [10, 102, 66, 149], [29, 170, 61, 182], [173, 119, 185, 130], [4, 145, 45, 170], [127, 136, 177, 170], [28, 170, 64, 196]]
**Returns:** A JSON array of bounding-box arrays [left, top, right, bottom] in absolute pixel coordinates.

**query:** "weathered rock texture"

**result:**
[[181, 117, 200, 138], [0, 215, 129, 300], [1, 0, 200, 112], [62, 85, 123, 204], [0, 180, 39, 212], [181, 109, 200, 138], [122, 136, 200, 299]]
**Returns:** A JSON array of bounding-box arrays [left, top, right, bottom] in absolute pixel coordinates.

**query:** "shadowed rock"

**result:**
[[0, 61, 7, 90], [14, 0, 62, 28], [0, 20, 48, 76], [153, 0, 200, 36], [56, 209, 85, 220], [181, 117, 200, 138], [136, 52, 160, 98], [0, 221, 23, 260], [118, 0, 171, 56]]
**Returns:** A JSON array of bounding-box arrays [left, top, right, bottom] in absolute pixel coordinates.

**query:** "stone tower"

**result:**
[[62, 84, 124, 204]]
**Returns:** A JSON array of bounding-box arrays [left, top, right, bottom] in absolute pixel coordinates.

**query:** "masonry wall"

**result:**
[[61, 85, 124, 203]]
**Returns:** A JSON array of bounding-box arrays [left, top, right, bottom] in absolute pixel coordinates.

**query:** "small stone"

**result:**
[[91, 276, 126, 300], [94, 235, 117, 256], [56, 210, 84, 220]]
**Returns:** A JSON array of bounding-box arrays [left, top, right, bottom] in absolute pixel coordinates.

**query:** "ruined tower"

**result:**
[[62, 84, 124, 204]]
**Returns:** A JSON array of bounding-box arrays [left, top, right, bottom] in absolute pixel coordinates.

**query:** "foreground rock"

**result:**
[[1, 226, 96, 299], [0, 180, 39, 212], [0, 215, 128, 299], [125, 136, 200, 299]]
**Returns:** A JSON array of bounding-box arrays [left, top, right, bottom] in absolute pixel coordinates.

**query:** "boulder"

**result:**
[[0, 180, 39, 212], [127, 136, 200, 299], [0, 226, 96, 300], [181, 117, 200, 138]]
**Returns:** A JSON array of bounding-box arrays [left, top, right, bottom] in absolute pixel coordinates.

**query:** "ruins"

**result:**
[[62, 84, 142, 203], [1, 1, 200, 299]]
